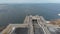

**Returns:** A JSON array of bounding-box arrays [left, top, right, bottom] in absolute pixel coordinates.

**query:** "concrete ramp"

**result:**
[[1, 15, 51, 34]]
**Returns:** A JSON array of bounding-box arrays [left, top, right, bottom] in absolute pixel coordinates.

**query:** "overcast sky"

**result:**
[[0, 0, 60, 3]]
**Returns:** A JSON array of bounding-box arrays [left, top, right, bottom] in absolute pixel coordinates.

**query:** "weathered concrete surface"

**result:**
[[1, 15, 51, 34]]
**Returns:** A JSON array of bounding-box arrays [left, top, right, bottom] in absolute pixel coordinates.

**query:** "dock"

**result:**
[[1, 15, 51, 34]]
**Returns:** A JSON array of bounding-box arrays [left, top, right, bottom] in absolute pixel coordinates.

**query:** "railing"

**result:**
[[1, 15, 52, 34]]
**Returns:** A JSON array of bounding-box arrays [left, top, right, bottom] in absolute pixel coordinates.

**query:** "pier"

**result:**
[[1, 15, 51, 34]]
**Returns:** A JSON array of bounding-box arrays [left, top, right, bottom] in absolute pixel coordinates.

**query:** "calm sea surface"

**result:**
[[0, 3, 60, 26]]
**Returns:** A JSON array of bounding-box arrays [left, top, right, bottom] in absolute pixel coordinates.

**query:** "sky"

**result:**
[[0, 0, 60, 3]]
